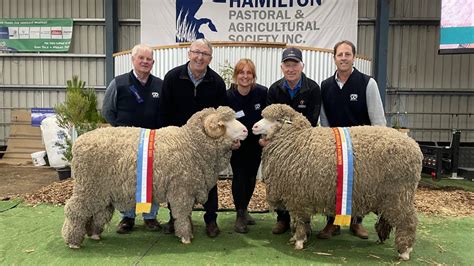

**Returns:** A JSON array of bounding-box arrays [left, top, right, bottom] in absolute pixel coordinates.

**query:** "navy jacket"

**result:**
[[267, 73, 321, 126], [158, 62, 227, 127]]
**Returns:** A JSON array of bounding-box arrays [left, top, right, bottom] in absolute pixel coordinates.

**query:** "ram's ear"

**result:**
[[203, 114, 226, 138]]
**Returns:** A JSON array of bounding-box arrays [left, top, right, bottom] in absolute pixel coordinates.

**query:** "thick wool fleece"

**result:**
[[62, 107, 235, 247], [260, 104, 423, 256]]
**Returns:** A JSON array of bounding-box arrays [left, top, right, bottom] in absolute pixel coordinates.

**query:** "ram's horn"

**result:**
[[203, 113, 226, 138]]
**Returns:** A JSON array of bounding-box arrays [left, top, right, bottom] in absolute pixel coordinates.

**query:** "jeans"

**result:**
[[120, 203, 159, 220]]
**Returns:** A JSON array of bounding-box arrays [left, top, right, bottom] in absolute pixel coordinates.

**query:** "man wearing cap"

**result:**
[[266, 47, 322, 234]]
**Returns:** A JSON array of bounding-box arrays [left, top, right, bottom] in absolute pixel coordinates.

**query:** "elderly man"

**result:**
[[158, 38, 227, 237], [102, 43, 163, 234], [266, 47, 321, 234]]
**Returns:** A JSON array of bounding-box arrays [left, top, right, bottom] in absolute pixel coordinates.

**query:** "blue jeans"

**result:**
[[121, 203, 159, 220]]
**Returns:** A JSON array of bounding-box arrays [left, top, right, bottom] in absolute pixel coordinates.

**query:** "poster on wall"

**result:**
[[141, 0, 358, 49], [0, 18, 73, 52], [439, 0, 474, 54]]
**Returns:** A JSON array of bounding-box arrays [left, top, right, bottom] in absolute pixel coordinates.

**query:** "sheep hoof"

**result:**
[[294, 240, 304, 250], [289, 235, 296, 244], [181, 237, 191, 244], [398, 248, 412, 261], [90, 234, 101, 240], [68, 244, 81, 249]]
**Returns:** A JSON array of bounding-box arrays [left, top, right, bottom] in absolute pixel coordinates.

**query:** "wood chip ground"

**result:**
[[16, 179, 474, 217]]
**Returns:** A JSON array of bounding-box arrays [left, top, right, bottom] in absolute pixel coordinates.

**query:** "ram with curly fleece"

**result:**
[[62, 106, 248, 248], [252, 104, 423, 261]]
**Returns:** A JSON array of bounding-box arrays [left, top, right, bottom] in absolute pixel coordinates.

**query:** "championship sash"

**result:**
[[332, 127, 354, 226], [135, 128, 155, 213]]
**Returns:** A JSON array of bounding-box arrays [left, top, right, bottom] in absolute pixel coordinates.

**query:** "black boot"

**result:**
[[234, 209, 249, 233], [116, 217, 135, 234], [163, 216, 175, 234], [244, 210, 256, 225]]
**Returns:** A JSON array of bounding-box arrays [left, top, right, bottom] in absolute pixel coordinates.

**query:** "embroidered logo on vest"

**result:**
[[298, 100, 306, 108], [350, 94, 358, 101]]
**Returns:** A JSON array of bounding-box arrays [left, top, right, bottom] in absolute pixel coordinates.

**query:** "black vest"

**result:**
[[321, 68, 371, 127], [115, 71, 163, 129]]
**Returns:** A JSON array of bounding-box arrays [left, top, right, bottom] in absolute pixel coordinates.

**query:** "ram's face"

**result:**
[[252, 118, 278, 136], [224, 119, 248, 141]]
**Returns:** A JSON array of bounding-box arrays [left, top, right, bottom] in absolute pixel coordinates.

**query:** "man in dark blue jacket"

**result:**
[[267, 47, 321, 234], [158, 38, 227, 238]]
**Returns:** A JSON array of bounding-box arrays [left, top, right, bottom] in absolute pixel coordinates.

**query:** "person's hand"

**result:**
[[231, 140, 241, 150], [259, 137, 269, 147]]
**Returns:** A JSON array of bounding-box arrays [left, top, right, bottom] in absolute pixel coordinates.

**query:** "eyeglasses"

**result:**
[[189, 50, 212, 58]]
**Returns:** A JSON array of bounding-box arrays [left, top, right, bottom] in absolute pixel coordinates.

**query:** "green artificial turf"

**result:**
[[1, 203, 473, 265]]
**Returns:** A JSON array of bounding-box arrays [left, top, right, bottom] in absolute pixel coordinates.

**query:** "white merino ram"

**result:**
[[62, 106, 247, 248], [252, 104, 423, 261]]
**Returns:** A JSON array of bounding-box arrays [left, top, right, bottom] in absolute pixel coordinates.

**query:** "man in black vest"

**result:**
[[102, 44, 163, 234], [266, 47, 321, 235], [158, 38, 228, 238], [317, 40, 386, 240]]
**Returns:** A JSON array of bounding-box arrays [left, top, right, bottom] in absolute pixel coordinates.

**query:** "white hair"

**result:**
[[131, 44, 153, 58], [190, 38, 213, 54]]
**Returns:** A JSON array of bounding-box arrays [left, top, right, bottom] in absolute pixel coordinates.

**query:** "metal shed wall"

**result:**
[[358, 0, 473, 142], [0, 0, 107, 145]]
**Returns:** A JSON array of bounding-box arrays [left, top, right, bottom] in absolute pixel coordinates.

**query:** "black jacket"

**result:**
[[267, 73, 321, 126], [158, 62, 227, 127], [226, 83, 268, 153]]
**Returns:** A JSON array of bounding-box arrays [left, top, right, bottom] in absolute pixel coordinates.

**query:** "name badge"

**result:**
[[236, 110, 245, 118], [298, 104, 306, 108]]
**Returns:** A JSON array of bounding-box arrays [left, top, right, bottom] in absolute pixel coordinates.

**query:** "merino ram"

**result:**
[[252, 104, 423, 261], [62, 106, 248, 248]]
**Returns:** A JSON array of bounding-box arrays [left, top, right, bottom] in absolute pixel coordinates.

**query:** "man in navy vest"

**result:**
[[102, 44, 163, 234], [317, 40, 386, 240]]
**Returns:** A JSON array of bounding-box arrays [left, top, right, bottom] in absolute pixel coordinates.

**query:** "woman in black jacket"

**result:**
[[226, 59, 267, 233]]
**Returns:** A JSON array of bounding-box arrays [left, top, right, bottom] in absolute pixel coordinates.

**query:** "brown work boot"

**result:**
[[116, 217, 135, 234], [350, 223, 369, 239], [235, 210, 249, 234], [272, 220, 290, 234], [206, 221, 220, 237], [144, 219, 162, 231], [316, 224, 341, 239], [163, 217, 175, 234], [245, 211, 256, 225]]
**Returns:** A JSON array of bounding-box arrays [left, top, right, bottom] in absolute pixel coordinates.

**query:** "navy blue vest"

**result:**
[[321, 68, 371, 127], [115, 71, 163, 129]]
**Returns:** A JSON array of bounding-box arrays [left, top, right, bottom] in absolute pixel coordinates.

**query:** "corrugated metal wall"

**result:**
[[0, 0, 107, 145], [1, 0, 473, 145], [358, 0, 474, 142]]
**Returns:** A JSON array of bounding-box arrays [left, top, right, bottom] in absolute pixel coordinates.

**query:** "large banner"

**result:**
[[0, 18, 73, 52], [141, 0, 357, 49]]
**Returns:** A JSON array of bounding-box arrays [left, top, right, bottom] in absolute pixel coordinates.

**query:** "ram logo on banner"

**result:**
[[141, 0, 357, 49]]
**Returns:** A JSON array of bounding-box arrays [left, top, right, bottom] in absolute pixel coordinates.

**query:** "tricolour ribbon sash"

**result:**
[[332, 127, 354, 226], [135, 128, 155, 214]]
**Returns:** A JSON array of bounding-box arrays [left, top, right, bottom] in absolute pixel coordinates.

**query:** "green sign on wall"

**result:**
[[0, 18, 73, 52]]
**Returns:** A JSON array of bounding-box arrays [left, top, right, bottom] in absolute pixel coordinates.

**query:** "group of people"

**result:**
[[101, 38, 386, 240]]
